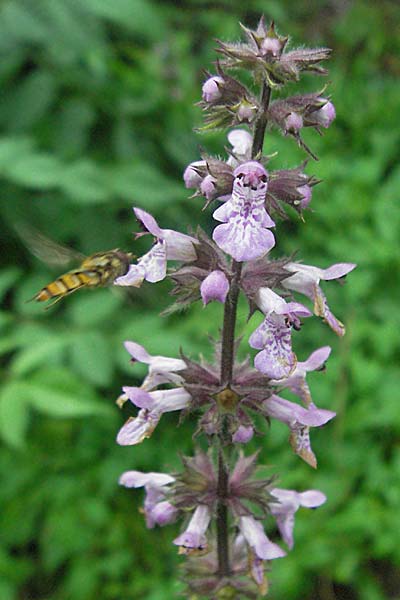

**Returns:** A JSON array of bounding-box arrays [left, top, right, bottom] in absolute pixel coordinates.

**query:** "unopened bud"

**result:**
[[297, 184, 312, 208], [202, 76, 224, 103], [200, 174, 217, 200], [183, 160, 206, 189], [260, 36, 282, 57], [314, 100, 336, 128], [237, 99, 258, 123], [200, 269, 230, 305], [284, 112, 303, 133]]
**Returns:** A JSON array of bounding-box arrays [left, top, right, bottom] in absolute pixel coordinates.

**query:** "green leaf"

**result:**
[[0, 382, 30, 448], [5, 153, 63, 188], [0, 267, 21, 302], [10, 334, 69, 377], [69, 330, 114, 386], [26, 383, 111, 418]]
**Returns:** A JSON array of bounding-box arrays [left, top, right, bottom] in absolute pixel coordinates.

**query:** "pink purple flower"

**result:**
[[270, 346, 331, 405], [114, 208, 198, 287], [119, 470, 178, 528], [239, 516, 286, 560], [263, 393, 335, 466], [212, 161, 275, 262], [249, 288, 312, 379], [123, 340, 186, 390], [116, 387, 191, 445], [269, 487, 326, 548], [282, 262, 357, 336], [173, 505, 211, 555]]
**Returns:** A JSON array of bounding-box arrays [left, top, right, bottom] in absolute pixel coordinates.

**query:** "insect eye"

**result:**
[[236, 173, 244, 180], [259, 175, 267, 183]]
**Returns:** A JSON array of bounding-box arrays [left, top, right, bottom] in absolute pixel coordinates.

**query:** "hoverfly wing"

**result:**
[[16, 223, 86, 267]]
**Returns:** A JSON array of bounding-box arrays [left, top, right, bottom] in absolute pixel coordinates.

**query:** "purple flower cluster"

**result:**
[[114, 17, 355, 598]]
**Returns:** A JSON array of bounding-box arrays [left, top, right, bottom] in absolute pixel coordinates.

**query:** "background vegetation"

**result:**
[[0, 0, 399, 598]]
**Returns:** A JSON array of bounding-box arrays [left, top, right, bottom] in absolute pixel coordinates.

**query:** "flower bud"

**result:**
[[200, 270, 229, 305], [183, 160, 206, 189], [260, 36, 282, 58], [236, 99, 258, 123], [284, 112, 303, 134], [313, 100, 336, 128], [200, 174, 217, 201], [202, 76, 224, 103], [297, 184, 312, 208]]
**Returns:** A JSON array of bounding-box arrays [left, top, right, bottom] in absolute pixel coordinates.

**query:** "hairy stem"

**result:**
[[216, 80, 272, 580], [216, 447, 230, 577], [251, 82, 272, 158]]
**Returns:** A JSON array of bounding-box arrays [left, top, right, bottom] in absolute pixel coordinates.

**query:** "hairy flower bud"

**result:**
[[202, 76, 224, 102], [200, 270, 230, 305], [183, 160, 207, 189]]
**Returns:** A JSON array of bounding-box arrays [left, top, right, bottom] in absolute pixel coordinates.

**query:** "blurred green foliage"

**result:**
[[0, 0, 399, 598]]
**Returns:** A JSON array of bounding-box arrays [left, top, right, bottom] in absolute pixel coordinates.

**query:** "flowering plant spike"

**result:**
[[115, 17, 355, 598]]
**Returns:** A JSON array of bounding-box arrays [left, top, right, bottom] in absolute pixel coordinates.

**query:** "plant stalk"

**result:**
[[216, 79, 272, 580]]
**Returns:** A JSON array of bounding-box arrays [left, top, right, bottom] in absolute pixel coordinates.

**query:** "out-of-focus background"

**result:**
[[0, 0, 399, 598]]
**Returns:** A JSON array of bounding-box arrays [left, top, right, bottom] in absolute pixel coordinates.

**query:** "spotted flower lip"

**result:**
[[269, 487, 326, 548], [212, 161, 275, 262], [282, 261, 357, 336], [270, 345, 331, 405], [119, 470, 178, 528], [250, 288, 312, 379], [239, 516, 286, 560], [116, 387, 191, 445], [173, 505, 211, 554], [124, 340, 186, 390], [114, 208, 198, 287]]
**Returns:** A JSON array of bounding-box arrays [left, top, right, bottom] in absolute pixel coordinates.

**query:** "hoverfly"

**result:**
[[18, 225, 134, 307]]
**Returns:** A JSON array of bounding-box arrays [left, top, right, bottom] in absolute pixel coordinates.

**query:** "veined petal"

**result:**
[[250, 314, 296, 379], [212, 161, 275, 262], [213, 219, 275, 262], [139, 242, 167, 283]]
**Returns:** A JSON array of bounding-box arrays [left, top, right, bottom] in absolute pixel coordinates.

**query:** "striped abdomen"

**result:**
[[35, 250, 132, 303]]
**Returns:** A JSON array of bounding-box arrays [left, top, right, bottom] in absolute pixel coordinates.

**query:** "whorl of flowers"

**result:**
[[114, 17, 355, 598]]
